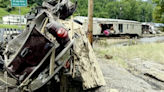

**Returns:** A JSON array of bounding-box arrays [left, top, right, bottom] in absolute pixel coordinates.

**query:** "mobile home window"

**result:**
[[22, 19, 24, 23], [127, 24, 128, 29], [119, 24, 123, 32]]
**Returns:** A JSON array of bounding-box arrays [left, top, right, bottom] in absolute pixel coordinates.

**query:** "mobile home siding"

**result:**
[[74, 16, 142, 35], [83, 20, 102, 35]]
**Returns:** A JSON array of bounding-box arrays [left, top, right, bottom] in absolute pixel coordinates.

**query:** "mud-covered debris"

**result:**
[[105, 55, 113, 59], [110, 89, 119, 92]]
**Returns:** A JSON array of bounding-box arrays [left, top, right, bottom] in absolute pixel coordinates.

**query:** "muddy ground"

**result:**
[[97, 58, 164, 92], [0, 58, 164, 92], [62, 56, 164, 92], [93, 37, 164, 92]]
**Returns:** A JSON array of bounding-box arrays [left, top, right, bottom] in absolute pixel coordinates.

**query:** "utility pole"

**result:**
[[87, 0, 94, 45], [19, 7, 22, 31], [119, 4, 122, 19]]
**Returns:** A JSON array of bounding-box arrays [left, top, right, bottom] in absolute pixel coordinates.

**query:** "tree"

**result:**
[[106, 1, 119, 18], [145, 3, 153, 22], [0, 0, 10, 8], [119, 1, 131, 19], [153, 0, 164, 23], [0, 0, 154, 22], [138, 1, 153, 22], [105, 0, 153, 22], [28, 0, 44, 6]]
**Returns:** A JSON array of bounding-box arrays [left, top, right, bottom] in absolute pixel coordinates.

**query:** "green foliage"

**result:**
[[0, 7, 31, 19], [0, 8, 10, 19], [0, 0, 10, 8], [28, 0, 45, 6], [153, 0, 164, 23], [0, 0, 154, 22], [5, 5, 14, 12], [10, 7, 31, 15], [105, 1, 120, 18], [75, 0, 153, 22], [0, 24, 25, 29], [0, 0, 34, 19]]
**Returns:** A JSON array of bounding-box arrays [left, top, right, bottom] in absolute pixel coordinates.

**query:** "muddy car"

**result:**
[[0, 0, 77, 91]]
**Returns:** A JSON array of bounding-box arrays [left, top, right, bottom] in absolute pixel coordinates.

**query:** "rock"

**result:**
[[105, 55, 113, 59]]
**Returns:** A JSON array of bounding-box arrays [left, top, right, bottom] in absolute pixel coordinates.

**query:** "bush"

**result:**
[[0, 8, 9, 19], [5, 5, 13, 12]]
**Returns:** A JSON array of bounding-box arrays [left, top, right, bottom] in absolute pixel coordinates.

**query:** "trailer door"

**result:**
[[119, 24, 123, 32]]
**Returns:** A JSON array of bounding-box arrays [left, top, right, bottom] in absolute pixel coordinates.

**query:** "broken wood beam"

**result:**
[[59, 20, 106, 90]]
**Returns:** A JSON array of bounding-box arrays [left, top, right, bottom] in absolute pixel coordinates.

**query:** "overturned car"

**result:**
[[0, 0, 78, 91]]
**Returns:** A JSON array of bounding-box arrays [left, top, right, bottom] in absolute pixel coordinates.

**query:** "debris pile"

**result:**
[[0, 0, 105, 92]]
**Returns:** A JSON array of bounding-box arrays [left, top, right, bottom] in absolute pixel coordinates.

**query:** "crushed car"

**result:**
[[0, 0, 78, 91]]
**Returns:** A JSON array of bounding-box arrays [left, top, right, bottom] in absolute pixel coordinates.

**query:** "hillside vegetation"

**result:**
[[0, 0, 41, 28], [153, 0, 164, 23], [0, 0, 154, 22], [0, 8, 9, 19], [75, 0, 153, 22], [0, 7, 31, 19], [0, 0, 43, 19]]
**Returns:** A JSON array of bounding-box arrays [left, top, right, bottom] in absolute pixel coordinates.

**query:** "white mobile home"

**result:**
[[3, 15, 27, 25], [74, 16, 142, 36]]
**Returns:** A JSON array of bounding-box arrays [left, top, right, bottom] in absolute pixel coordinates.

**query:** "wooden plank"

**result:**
[[59, 20, 106, 90]]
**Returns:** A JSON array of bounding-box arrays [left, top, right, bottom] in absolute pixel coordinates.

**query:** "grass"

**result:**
[[10, 7, 31, 15], [0, 7, 31, 20], [0, 8, 10, 19], [0, 24, 25, 29], [93, 39, 164, 67], [0, 7, 30, 30], [0, 7, 30, 29], [94, 47, 128, 68], [109, 43, 164, 63], [118, 43, 164, 63]]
